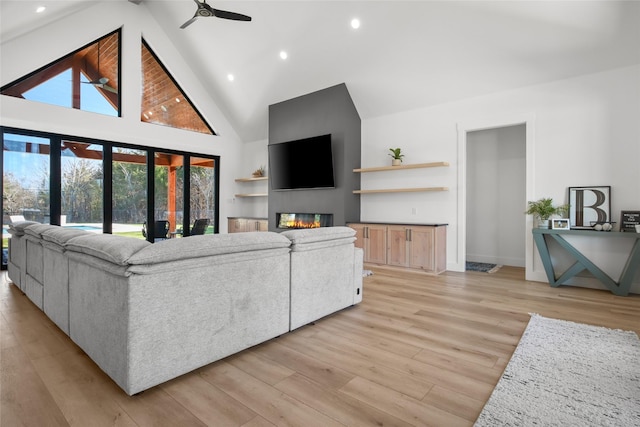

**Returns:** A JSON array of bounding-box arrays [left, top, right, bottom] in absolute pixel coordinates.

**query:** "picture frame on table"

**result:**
[[620, 210, 640, 232], [551, 218, 570, 230], [568, 186, 611, 229]]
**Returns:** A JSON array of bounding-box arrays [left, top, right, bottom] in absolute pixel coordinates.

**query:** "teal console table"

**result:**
[[532, 228, 640, 296]]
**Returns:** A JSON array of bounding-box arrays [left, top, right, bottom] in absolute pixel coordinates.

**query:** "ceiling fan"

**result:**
[[81, 40, 117, 93], [180, 0, 252, 29], [82, 77, 118, 94]]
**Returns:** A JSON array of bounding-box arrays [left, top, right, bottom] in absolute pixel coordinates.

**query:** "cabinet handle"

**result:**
[[408, 229, 412, 241]]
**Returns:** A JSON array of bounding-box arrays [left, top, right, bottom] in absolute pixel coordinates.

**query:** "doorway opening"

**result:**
[[466, 124, 526, 269], [456, 114, 536, 279]]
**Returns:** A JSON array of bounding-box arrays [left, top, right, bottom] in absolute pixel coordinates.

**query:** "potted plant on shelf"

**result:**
[[525, 198, 569, 229], [251, 165, 266, 178], [388, 148, 404, 166]]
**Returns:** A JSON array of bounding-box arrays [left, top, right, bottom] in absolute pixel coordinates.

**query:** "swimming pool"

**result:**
[[65, 225, 102, 231]]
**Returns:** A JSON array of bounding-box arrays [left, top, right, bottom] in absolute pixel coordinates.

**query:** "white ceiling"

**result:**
[[2, 1, 639, 142]]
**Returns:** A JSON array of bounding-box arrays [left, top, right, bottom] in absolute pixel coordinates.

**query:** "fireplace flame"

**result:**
[[283, 219, 321, 229]]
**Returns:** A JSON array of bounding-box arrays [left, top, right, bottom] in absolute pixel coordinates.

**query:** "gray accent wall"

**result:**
[[268, 83, 361, 231]]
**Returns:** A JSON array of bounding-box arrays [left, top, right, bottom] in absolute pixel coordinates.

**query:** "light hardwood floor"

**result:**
[[2, 267, 639, 426]]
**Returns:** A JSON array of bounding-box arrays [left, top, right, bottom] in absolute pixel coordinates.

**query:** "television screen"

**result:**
[[268, 134, 335, 190]]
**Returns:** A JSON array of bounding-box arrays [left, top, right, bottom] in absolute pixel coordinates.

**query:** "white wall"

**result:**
[[232, 139, 269, 220], [0, 1, 245, 233], [467, 125, 526, 267], [361, 64, 640, 292]]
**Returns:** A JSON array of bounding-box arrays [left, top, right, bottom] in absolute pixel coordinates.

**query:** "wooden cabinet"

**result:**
[[349, 223, 387, 264], [348, 223, 447, 274], [228, 217, 268, 233]]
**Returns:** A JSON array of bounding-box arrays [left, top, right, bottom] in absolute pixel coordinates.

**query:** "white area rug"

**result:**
[[474, 314, 640, 426]]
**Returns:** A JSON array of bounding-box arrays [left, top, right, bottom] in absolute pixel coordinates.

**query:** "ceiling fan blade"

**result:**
[[100, 84, 118, 94], [82, 77, 109, 85], [180, 15, 198, 29], [212, 8, 251, 21]]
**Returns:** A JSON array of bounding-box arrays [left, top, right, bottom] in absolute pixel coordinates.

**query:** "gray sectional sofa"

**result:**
[[7, 223, 363, 395]]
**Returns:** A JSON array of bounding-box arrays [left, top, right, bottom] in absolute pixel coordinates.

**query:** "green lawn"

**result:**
[[113, 230, 146, 239]]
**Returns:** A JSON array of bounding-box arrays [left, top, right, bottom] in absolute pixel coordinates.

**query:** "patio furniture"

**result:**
[[142, 220, 170, 242], [190, 218, 210, 235]]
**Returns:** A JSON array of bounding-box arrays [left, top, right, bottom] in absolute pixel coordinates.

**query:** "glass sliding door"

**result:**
[[2, 133, 51, 267], [60, 140, 104, 233], [189, 156, 216, 234], [1, 127, 220, 264], [154, 152, 184, 239], [112, 147, 147, 238]]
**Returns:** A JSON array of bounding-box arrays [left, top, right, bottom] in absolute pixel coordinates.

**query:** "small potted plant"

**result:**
[[388, 148, 404, 166], [525, 197, 569, 229], [252, 165, 266, 178]]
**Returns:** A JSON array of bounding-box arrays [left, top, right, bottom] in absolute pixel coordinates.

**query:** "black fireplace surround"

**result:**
[[276, 213, 333, 230]]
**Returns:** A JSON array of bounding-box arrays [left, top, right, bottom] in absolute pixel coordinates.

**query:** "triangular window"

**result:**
[[141, 39, 215, 135], [1, 30, 120, 116]]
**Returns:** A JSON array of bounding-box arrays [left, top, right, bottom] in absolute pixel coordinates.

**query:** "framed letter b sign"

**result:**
[[568, 186, 611, 229]]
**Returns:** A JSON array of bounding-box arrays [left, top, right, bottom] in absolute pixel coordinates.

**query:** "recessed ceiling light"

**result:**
[[279, 51, 288, 60], [351, 18, 360, 29], [36, 6, 46, 13], [227, 74, 235, 82]]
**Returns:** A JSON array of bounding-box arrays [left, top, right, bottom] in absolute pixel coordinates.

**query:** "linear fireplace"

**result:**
[[276, 213, 333, 230]]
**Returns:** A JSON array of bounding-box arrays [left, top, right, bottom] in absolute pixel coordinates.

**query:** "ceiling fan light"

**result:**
[[279, 51, 288, 60], [351, 18, 360, 29]]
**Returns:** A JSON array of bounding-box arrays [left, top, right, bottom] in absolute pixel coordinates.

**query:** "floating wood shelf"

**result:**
[[234, 176, 268, 182], [353, 187, 449, 194], [235, 193, 268, 198], [353, 162, 449, 173]]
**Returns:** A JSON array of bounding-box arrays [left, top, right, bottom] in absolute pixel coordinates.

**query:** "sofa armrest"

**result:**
[[280, 226, 355, 244]]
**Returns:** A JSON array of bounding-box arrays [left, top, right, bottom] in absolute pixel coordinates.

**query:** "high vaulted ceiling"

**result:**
[[1, 1, 639, 142]]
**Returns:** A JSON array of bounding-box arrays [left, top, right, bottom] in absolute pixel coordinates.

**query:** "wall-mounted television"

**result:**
[[268, 134, 335, 191]]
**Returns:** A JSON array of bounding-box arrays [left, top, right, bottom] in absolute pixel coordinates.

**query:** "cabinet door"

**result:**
[[348, 223, 365, 250], [387, 225, 409, 267], [408, 226, 435, 271], [366, 224, 387, 264], [229, 218, 248, 233], [257, 220, 268, 232]]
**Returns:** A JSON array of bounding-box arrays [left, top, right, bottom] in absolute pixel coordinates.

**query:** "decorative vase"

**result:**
[[392, 159, 402, 166], [538, 219, 550, 229]]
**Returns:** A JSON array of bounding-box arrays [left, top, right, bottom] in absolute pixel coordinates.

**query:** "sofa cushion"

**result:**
[[280, 226, 355, 244], [41, 227, 90, 246], [8, 220, 39, 235], [128, 232, 291, 265], [65, 234, 150, 265], [24, 223, 57, 238]]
